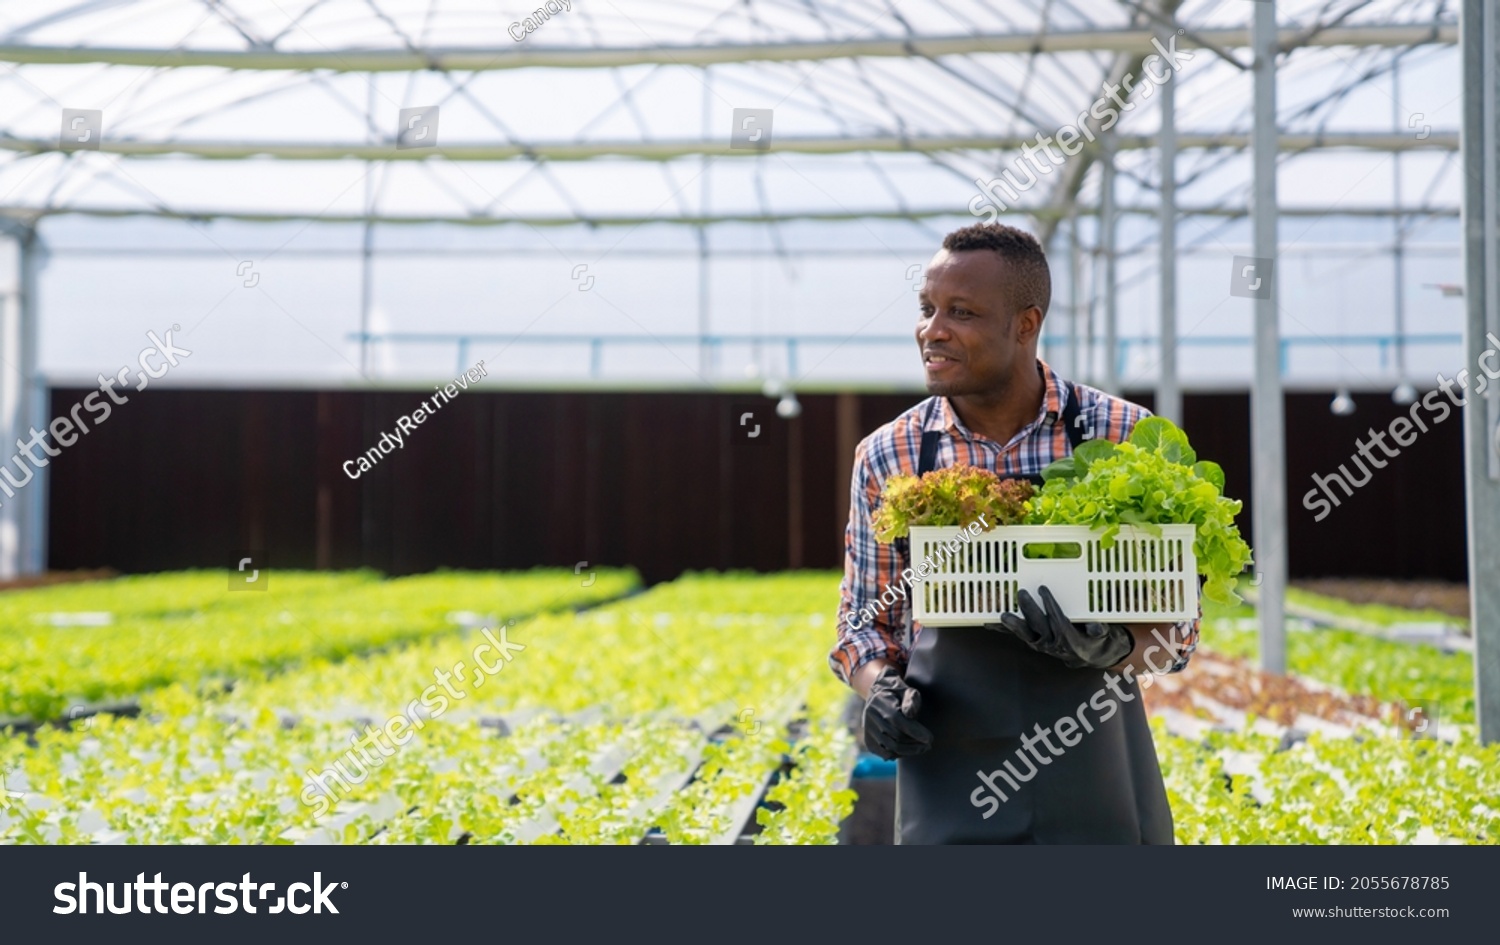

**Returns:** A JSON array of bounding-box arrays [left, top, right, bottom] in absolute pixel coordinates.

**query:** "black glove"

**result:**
[[990, 586, 1134, 670], [861, 665, 933, 760]]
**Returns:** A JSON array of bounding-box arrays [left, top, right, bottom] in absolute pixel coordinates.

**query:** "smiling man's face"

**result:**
[[916, 247, 1041, 398]]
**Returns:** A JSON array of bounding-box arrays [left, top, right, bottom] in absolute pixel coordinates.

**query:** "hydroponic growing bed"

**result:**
[[1, 571, 1495, 845]]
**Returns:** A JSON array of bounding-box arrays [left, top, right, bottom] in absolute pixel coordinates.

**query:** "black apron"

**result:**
[[893, 387, 1174, 845]]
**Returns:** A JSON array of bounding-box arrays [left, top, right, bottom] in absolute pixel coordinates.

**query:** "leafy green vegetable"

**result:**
[[1159, 720, 1500, 844], [1028, 417, 1253, 605], [4, 570, 1492, 847], [0, 572, 859, 846], [754, 722, 857, 845], [1193, 461, 1226, 493], [871, 465, 1034, 541], [0, 568, 640, 721], [1284, 587, 1467, 630]]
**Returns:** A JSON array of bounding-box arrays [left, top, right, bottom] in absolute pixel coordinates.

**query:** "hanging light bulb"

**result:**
[[1330, 388, 1356, 416], [762, 378, 785, 399], [1392, 381, 1417, 405], [776, 392, 802, 419]]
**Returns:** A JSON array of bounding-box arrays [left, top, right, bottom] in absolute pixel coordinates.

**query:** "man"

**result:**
[[830, 223, 1200, 844]]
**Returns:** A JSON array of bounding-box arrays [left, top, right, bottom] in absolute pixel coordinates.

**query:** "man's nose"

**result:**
[[919, 311, 952, 341]]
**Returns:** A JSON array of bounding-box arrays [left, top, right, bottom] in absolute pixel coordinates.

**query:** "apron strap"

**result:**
[[893, 399, 943, 568], [917, 427, 943, 476], [1060, 380, 1087, 451], [892, 399, 943, 647]]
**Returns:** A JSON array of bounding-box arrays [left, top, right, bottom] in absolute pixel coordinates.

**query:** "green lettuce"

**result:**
[[1029, 417, 1253, 604]]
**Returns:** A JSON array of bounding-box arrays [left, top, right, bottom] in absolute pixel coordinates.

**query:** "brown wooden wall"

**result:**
[[45, 386, 1469, 584]]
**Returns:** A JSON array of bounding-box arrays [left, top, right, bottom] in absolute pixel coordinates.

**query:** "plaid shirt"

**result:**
[[830, 359, 1200, 684]]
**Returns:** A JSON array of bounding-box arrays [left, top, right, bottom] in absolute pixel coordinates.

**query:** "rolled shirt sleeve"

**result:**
[[1164, 589, 1204, 674], [1167, 620, 1200, 673], [831, 439, 910, 684]]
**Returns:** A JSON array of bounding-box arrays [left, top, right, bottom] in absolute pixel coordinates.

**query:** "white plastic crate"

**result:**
[[908, 524, 1198, 626]]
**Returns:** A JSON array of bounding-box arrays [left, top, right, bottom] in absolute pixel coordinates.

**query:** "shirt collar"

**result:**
[[928, 359, 1068, 441]]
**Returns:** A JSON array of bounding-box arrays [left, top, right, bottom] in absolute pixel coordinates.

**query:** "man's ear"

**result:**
[[1014, 305, 1044, 346]]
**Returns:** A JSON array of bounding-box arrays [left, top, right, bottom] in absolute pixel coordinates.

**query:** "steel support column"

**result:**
[[1157, 20, 1181, 423], [0, 224, 48, 577], [1252, 1, 1288, 674], [1461, 0, 1500, 742], [1100, 135, 1119, 393]]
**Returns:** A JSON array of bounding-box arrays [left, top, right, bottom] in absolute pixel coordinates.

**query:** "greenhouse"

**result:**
[[0, 0, 1495, 866]]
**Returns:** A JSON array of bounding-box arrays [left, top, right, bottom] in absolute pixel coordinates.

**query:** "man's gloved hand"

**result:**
[[989, 586, 1134, 670], [861, 665, 933, 760]]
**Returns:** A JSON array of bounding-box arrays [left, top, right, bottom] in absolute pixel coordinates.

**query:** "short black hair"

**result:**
[[941, 223, 1051, 318]]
